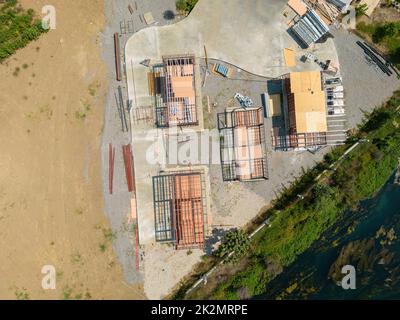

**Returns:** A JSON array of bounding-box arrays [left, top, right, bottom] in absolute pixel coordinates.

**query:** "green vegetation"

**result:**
[[176, 0, 198, 13], [355, 4, 368, 17], [357, 21, 400, 68], [0, 0, 48, 63], [14, 287, 29, 300], [216, 229, 250, 264], [182, 91, 400, 300], [75, 100, 92, 121], [96, 225, 117, 253]]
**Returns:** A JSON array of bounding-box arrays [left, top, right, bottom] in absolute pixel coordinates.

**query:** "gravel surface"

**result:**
[[100, 0, 178, 286], [331, 28, 400, 129]]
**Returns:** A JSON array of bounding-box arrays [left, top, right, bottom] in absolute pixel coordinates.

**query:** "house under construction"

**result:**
[[152, 55, 198, 128], [272, 71, 328, 150], [152, 172, 207, 250], [218, 107, 269, 181]]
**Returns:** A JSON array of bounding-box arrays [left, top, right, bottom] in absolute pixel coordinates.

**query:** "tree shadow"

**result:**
[[163, 10, 176, 21], [204, 227, 234, 255]]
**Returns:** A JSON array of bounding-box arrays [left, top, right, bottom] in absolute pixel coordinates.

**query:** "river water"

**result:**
[[258, 173, 400, 300]]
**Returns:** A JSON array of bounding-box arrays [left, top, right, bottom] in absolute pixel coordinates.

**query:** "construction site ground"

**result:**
[[331, 28, 400, 129], [124, 0, 339, 299], [101, 0, 178, 289]]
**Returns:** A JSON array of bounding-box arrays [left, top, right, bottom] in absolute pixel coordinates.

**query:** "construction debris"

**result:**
[[291, 9, 330, 47], [114, 33, 122, 81], [305, 0, 341, 25], [288, 0, 308, 16], [108, 143, 115, 194], [283, 48, 296, 67], [214, 63, 229, 77], [115, 86, 129, 132], [140, 59, 151, 67], [357, 41, 394, 77], [122, 144, 135, 193], [144, 12, 155, 25], [234, 93, 254, 108]]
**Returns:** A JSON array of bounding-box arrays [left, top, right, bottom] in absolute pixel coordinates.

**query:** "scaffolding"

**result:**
[[152, 172, 207, 250], [153, 55, 198, 128], [272, 132, 327, 150], [218, 108, 269, 181]]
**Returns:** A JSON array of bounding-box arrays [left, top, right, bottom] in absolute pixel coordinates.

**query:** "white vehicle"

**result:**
[[325, 77, 342, 85], [328, 92, 344, 99], [327, 99, 344, 107], [331, 85, 344, 93], [333, 106, 345, 115]]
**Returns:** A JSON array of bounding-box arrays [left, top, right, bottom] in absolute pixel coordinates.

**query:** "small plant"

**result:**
[[56, 271, 63, 281], [14, 287, 30, 300], [88, 82, 100, 96], [75, 100, 92, 121], [39, 104, 53, 120], [176, 0, 198, 13], [71, 252, 83, 265], [63, 286, 72, 300], [97, 225, 117, 252], [13, 67, 20, 76], [75, 110, 87, 120], [99, 243, 107, 252]]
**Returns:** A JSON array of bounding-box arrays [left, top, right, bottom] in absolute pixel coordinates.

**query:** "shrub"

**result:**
[[216, 229, 250, 264]]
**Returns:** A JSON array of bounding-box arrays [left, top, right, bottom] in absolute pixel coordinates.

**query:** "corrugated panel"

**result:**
[[291, 9, 329, 47]]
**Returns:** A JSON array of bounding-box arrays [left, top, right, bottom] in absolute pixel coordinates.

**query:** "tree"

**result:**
[[216, 229, 251, 264], [355, 4, 368, 17], [176, 0, 198, 13]]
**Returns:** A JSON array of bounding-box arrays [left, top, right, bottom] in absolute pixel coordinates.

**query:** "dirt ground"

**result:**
[[0, 0, 144, 299], [361, 6, 400, 23]]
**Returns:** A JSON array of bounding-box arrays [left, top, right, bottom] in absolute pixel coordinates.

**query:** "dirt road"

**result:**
[[0, 0, 144, 299]]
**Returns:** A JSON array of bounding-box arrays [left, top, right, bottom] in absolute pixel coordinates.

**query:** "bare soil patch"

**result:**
[[0, 0, 144, 299]]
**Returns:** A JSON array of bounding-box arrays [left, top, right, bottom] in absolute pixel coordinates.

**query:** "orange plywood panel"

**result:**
[[288, 0, 307, 16]]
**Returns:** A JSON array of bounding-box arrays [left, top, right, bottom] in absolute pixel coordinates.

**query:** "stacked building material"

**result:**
[[122, 144, 135, 193], [114, 33, 121, 81], [214, 63, 229, 77], [357, 41, 394, 77], [291, 9, 330, 47], [108, 143, 115, 194]]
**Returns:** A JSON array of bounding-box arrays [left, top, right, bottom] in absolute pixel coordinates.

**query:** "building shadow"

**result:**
[[286, 28, 308, 49]]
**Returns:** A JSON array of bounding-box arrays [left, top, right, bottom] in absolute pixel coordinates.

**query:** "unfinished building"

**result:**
[[152, 172, 207, 250], [152, 55, 198, 128], [273, 71, 327, 150], [218, 107, 269, 181]]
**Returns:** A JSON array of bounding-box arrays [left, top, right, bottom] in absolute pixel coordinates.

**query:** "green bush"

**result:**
[[355, 4, 368, 17], [0, 0, 48, 63], [176, 0, 198, 13], [216, 229, 250, 264]]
